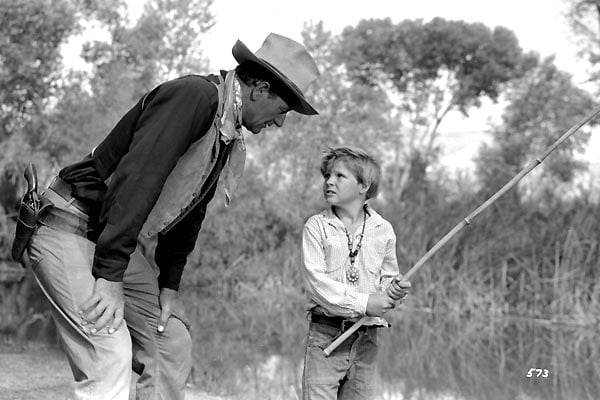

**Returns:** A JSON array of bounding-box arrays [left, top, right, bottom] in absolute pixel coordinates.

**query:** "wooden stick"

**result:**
[[323, 107, 600, 357]]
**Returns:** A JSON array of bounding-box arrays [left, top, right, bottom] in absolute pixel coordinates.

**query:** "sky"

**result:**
[[67, 0, 599, 172], [120, 0, 584, 74]]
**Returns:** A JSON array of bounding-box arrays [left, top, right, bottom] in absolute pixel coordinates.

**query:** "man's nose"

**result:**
[[274, 114, 286, 127]]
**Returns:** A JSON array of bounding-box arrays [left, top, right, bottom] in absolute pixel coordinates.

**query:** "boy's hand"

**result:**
[[388, 277, 411, 302], [366, 291, 395, 317]]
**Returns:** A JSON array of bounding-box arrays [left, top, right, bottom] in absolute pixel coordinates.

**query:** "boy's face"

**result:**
[[323, 160, 367, 207]]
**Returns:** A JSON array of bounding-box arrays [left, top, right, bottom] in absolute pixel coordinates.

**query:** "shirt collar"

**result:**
[[321, 203, 382, 230]]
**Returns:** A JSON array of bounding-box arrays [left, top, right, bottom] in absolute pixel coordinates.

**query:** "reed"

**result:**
[[175, 189, 600, 396]]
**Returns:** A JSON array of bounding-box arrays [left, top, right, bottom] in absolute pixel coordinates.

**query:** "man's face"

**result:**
[[242, 83, 292, 134]]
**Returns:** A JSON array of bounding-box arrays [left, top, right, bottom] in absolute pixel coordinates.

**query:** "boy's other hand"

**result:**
[[366, 291, 395, 317], [388, 277, 411, 301]]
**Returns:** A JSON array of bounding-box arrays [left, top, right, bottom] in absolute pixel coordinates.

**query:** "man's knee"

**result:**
[[162, 318, 192, 365], [92, 327, 133, 371], [65, 326, 133, 397]]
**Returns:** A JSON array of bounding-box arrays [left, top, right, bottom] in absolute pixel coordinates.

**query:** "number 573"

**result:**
[[526, 368, 549, 378]]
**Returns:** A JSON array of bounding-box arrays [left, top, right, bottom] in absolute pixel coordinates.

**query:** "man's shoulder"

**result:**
[[159, 74, 219, 98]]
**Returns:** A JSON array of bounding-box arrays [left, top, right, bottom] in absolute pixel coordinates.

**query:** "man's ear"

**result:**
[[250, 80, 271, 100]]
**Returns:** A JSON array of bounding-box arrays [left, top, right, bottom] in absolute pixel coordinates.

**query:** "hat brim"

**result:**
[[232, 40, 318, 115]]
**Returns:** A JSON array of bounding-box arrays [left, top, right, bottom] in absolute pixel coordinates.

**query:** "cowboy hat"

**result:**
[[232, 33, 320, 115]]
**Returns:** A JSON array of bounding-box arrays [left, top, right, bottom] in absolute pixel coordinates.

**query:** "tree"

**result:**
[[0, 0, 78, 142], [0, 0, 216, 342], [243, 22, 398, 226], [564, 0, 600, 87], [474, 57, 596, 204], [82, 0, 214, 97], [336, 18, 537, 199], [38, 0, 216, 170], [0, 0, 80, 215], [0, 0, 83, 343]]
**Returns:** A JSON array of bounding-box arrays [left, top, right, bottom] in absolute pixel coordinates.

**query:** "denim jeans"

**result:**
[[302, 320, 380, 400], [27, 187, 192, 400]]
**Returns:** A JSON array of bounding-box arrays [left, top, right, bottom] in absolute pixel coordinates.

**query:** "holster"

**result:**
[[11, 164, 51, 263]]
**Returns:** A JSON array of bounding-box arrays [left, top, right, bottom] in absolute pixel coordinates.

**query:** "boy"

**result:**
[[301, 146, 411, 399]]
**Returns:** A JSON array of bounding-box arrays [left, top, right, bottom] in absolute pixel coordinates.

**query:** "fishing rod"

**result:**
[[323, 106, 600, 357]]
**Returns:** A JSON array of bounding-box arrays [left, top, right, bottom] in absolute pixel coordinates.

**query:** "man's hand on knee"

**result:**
[[158, 288, 189, 333], [79, 278, 125, 335]]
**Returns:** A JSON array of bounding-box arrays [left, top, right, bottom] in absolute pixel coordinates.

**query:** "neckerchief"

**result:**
[[219, 70, 246, 206], [220, 70, 243, 144]]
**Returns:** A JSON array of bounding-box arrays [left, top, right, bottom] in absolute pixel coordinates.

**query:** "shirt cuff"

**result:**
[[92, 256, 127, 283], [157, 268, 184, 291], [354, 292, 370, 316]]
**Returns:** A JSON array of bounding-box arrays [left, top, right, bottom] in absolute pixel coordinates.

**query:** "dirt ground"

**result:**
[[0, 344, 226, 400]]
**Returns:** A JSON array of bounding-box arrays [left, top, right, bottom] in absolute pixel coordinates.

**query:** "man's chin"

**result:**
[[243, 124, 262, 134]]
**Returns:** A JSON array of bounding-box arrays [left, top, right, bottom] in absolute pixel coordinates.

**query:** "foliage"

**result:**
[[564, 0, 600, 88], [475, 56, 597, 201], [336, 17, 538, 199], [82, 0, 214, 96], [245, 22, 398, 227], [0, 0, 80, 215], [0, 0, 78, 142], [380, 316, 600, 400], [1, 4, 600, 396], [0, 0, 216, 345]]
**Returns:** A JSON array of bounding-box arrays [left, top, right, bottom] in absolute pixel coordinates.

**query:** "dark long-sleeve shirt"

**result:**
[[59, 73, 229, 290]]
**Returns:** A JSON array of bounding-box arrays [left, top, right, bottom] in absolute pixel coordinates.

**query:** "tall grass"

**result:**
[[378, 193, 600, 324], [175, 188, 600, 397], [2, 162, 600, 397], [379, 315, 600, 400]]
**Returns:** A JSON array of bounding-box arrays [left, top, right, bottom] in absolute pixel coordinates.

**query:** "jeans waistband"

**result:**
[[47, 176, 91, 216], [40, 182, 90, 238], [310, 313, 373, 333], [42, 186, 89, 221], [38, 207, 89, 238]]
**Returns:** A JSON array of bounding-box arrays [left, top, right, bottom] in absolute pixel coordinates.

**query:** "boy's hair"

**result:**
[[320, 146, 382, 200]]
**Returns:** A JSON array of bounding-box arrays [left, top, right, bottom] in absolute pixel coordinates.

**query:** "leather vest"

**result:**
[[140, 73, 245, 238]]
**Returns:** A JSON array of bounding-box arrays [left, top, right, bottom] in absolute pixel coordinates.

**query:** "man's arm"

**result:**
[[92, 79, 217, 283], [155, 180, 218, 291], [80, 77, 218, 333]]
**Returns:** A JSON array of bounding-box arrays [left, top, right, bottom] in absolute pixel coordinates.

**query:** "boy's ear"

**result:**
[[359, 182, 370, 195]]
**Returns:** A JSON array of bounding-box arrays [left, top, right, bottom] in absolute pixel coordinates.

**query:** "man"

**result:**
[[25, 33, 319, 399]]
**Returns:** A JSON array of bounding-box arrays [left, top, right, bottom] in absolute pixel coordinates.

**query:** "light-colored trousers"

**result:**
[[27, 188, 192, 400], [302, 320, 380, 400]]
